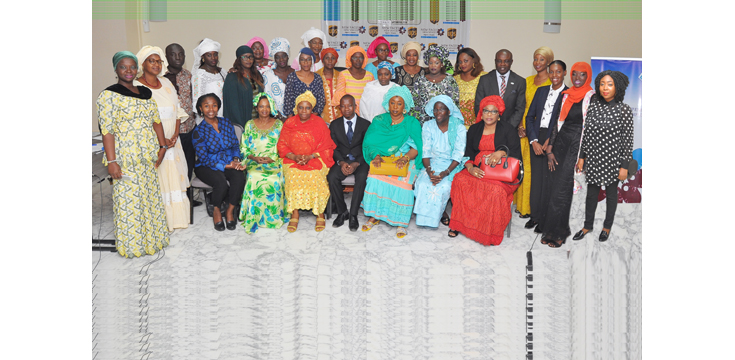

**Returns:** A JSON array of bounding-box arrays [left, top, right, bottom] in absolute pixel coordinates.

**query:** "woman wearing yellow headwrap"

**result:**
[[392, 41, 425, 93], [277, 91, 337, 232]]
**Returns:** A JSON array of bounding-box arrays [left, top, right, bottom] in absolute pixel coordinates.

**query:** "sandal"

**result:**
[[396, 227, 408, 238], [547, 238, 565, 248], [540, 237, 550, 245], [448, 229, 460, 238], [287, 218, 299, 233], [361, 218, 379, 232], [440, 213, 450, 226], [315, 216, 326, 232]]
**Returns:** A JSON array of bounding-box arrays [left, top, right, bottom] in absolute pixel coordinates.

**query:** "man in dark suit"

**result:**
[[474, 49, 527, 131], [524, 60, 568, 233], [328, 95, 371, 231]]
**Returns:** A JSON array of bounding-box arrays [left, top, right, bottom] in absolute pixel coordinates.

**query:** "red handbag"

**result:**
[[478, 145, 524, 185]]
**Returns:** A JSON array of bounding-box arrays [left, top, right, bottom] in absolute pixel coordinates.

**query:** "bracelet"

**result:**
[[107, 159, 118, 164]]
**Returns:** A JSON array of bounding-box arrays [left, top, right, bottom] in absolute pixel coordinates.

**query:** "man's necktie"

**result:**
[[346, 120, 355, 161], [500, 75, 506, 98]]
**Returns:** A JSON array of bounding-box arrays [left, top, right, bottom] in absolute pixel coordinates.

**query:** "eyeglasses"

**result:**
[[240, 55, 254, 60], [483, 109, 500, 115], [146, 59, 164, 65]]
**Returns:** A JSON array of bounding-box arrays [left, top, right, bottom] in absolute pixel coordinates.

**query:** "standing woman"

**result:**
[[413, 95, 468, 228], [574, 71, 633, 242], [291, 27, 328, 72], [315, 48, 342, 124], [97, 51, 170, 258], [360, 85, 423, 238], [261, 37, 293, 119], [515, 46, 554, 222], [192, 38, 228, 122], [364, 36, 401, 79], [453, 47, 487, 128], [283, 48, 326, 118], [239, 93, 288, 234], [539, 62, 595, 247], [134, 45, 191, 231], [358, 61, 398, 122], [246, 36, 274, 72], [332, 46, 374, 116], [411, 44, 459, 126], [392, 41, 425, 93], [222, 45, 265, 128]]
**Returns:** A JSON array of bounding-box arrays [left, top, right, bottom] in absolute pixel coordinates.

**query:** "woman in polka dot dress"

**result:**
[[573, 70, 633, 242]]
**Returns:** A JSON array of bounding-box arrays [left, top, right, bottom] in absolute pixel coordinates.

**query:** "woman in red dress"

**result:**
[[448, 95, 521, 245]]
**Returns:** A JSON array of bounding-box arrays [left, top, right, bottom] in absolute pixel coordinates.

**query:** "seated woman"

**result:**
[[360, 85, 423, 238], [413, 95, 468, 228], [191, 93, 246, 231], [277, 91, 336, 232], [239, 93, 288, 234], [358, 61, 398, 122], [332, 46, 374, 116], [364, 36, 401, 79], [448, 95, 521, 245]]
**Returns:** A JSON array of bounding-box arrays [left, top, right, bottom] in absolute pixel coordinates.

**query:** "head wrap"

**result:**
[[269, 37, 290, 58], [381, 85, 415, 112], [366, 36, 393, 58], [423, 44, 454, 74], [113, 51, 138, 71], [475, 95, 506, 124], [376, 61, 396, 79], [253, 92, 278, 117], [425, 95, 464, 121], [246, 37, 269, 59], [400, 41, 422, 63], [558, 62, 593, 124], [297, 47, 317, 64], [236, 45, 253, 59], [293, 90, 317, 114], [345, 46, 367, 69], [192, 38, 221, 72], [135, 46, 168, 78], [320, 48, 339, 62], [301, 27, 329, 48]]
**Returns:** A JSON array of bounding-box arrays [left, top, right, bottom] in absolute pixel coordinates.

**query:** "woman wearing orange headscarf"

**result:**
[[537, 62, 595, 248], [315, 48, 341, 124], [332, 46, 374, 116], [448, 95, 521, 245]]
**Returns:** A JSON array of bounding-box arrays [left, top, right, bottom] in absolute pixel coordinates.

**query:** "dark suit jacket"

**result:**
[[330, 115, 371, 166], [474, 70, 527, 128], [525, 85, 568, 144], [465, 120, 521, 163]]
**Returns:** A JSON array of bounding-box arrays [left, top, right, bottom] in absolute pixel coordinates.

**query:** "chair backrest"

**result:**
[[233, 124, 244, 141]]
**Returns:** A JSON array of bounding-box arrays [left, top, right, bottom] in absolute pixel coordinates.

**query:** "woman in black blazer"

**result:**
[[448, 95, 521, 246]]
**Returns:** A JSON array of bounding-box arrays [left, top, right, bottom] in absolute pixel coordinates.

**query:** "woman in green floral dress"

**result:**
[[238, 93, 289, 233]]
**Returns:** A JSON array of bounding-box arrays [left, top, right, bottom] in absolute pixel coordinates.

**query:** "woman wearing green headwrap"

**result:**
[[223, 45, 265, 129], [360, 85, 423, 238], [97, 51, 170, 258], [238, 93, 288, 233]]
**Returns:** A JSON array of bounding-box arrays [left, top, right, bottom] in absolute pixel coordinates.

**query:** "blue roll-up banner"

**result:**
[[590, 57, 642, 203]]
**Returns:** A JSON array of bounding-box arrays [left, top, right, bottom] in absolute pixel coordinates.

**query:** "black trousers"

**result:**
[[327, 162, 369, 216], [180, 131, 196, 181], [584, 180, 619, 230], [529, 128, 549, 223], [194, 166, 246, 207]]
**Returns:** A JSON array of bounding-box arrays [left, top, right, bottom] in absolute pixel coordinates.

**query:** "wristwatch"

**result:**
[[159, 145, 168, 149]]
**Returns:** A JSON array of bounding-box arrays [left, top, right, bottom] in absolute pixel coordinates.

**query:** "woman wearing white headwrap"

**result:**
[[358, 61, 398, 122], [290, 27, 329, 72], [262, 37, 293, 119], [192, 38, 228, 123], [134, 45, 191, 230]]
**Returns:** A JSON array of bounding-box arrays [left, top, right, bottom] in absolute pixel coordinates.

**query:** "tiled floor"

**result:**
[[92, 178, 641, 360]]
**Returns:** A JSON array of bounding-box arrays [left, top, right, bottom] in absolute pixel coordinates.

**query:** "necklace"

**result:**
[[139, 76, 161, 88]]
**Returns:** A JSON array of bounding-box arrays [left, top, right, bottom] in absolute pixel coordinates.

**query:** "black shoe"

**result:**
[[226, 219, 237, 230], [332, 212, 348, 228], [348, 215, 359, 232], [599, 229, 610, 242], [214, 221, 225, 231], [519, 213, 530, 219], [534, 225, 543, 234], [524, 219, 538, 229], [193, 200, 203, 207], [573, 229, 590, 240]]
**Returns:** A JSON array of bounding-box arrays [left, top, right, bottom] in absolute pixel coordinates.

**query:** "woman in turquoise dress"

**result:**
[[238, 93, 288, 233], [360, 85, 423, 238], [413, 95, 468, 228]]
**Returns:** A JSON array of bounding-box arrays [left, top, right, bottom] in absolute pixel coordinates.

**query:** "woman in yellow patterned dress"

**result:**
[[515, 46, 553, 220], [97, 51, 170, 258], [277, 91, 337, 232], [453, 47, 487, 128]]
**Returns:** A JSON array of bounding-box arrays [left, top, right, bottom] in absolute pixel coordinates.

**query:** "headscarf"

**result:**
[[423, 44, 454, 74], [475, 95, 506, 124], [278, 113, 336, 170], [236, 45, 253, 59], [293, 90, 317, 114], [345, 46, 368, 69], [558, 62, 593, 124], [269, 37, 290, 58], [366, 36, 392, 58], [253, 92, 278, 117], [381, 85, 415, 112], [377, 61, 396, 79], [362, 112, 424, 170], [246, 37, 269, 59], [192, 38, 221, 72], [113, 51, 137, 71], [400, 41, 421, 62], [320, 48, 339, 62], [297, 47, 317, 65], [424, 95, 463, 121], [135, 46, 168, 78], [301, 27, 329, 48]]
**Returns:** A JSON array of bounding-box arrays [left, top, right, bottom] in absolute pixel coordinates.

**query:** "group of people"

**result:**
[[97, 27, 634, 258]]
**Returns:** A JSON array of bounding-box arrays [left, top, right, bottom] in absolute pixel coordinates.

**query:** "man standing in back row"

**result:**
[[474, 49, 526, 131]]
